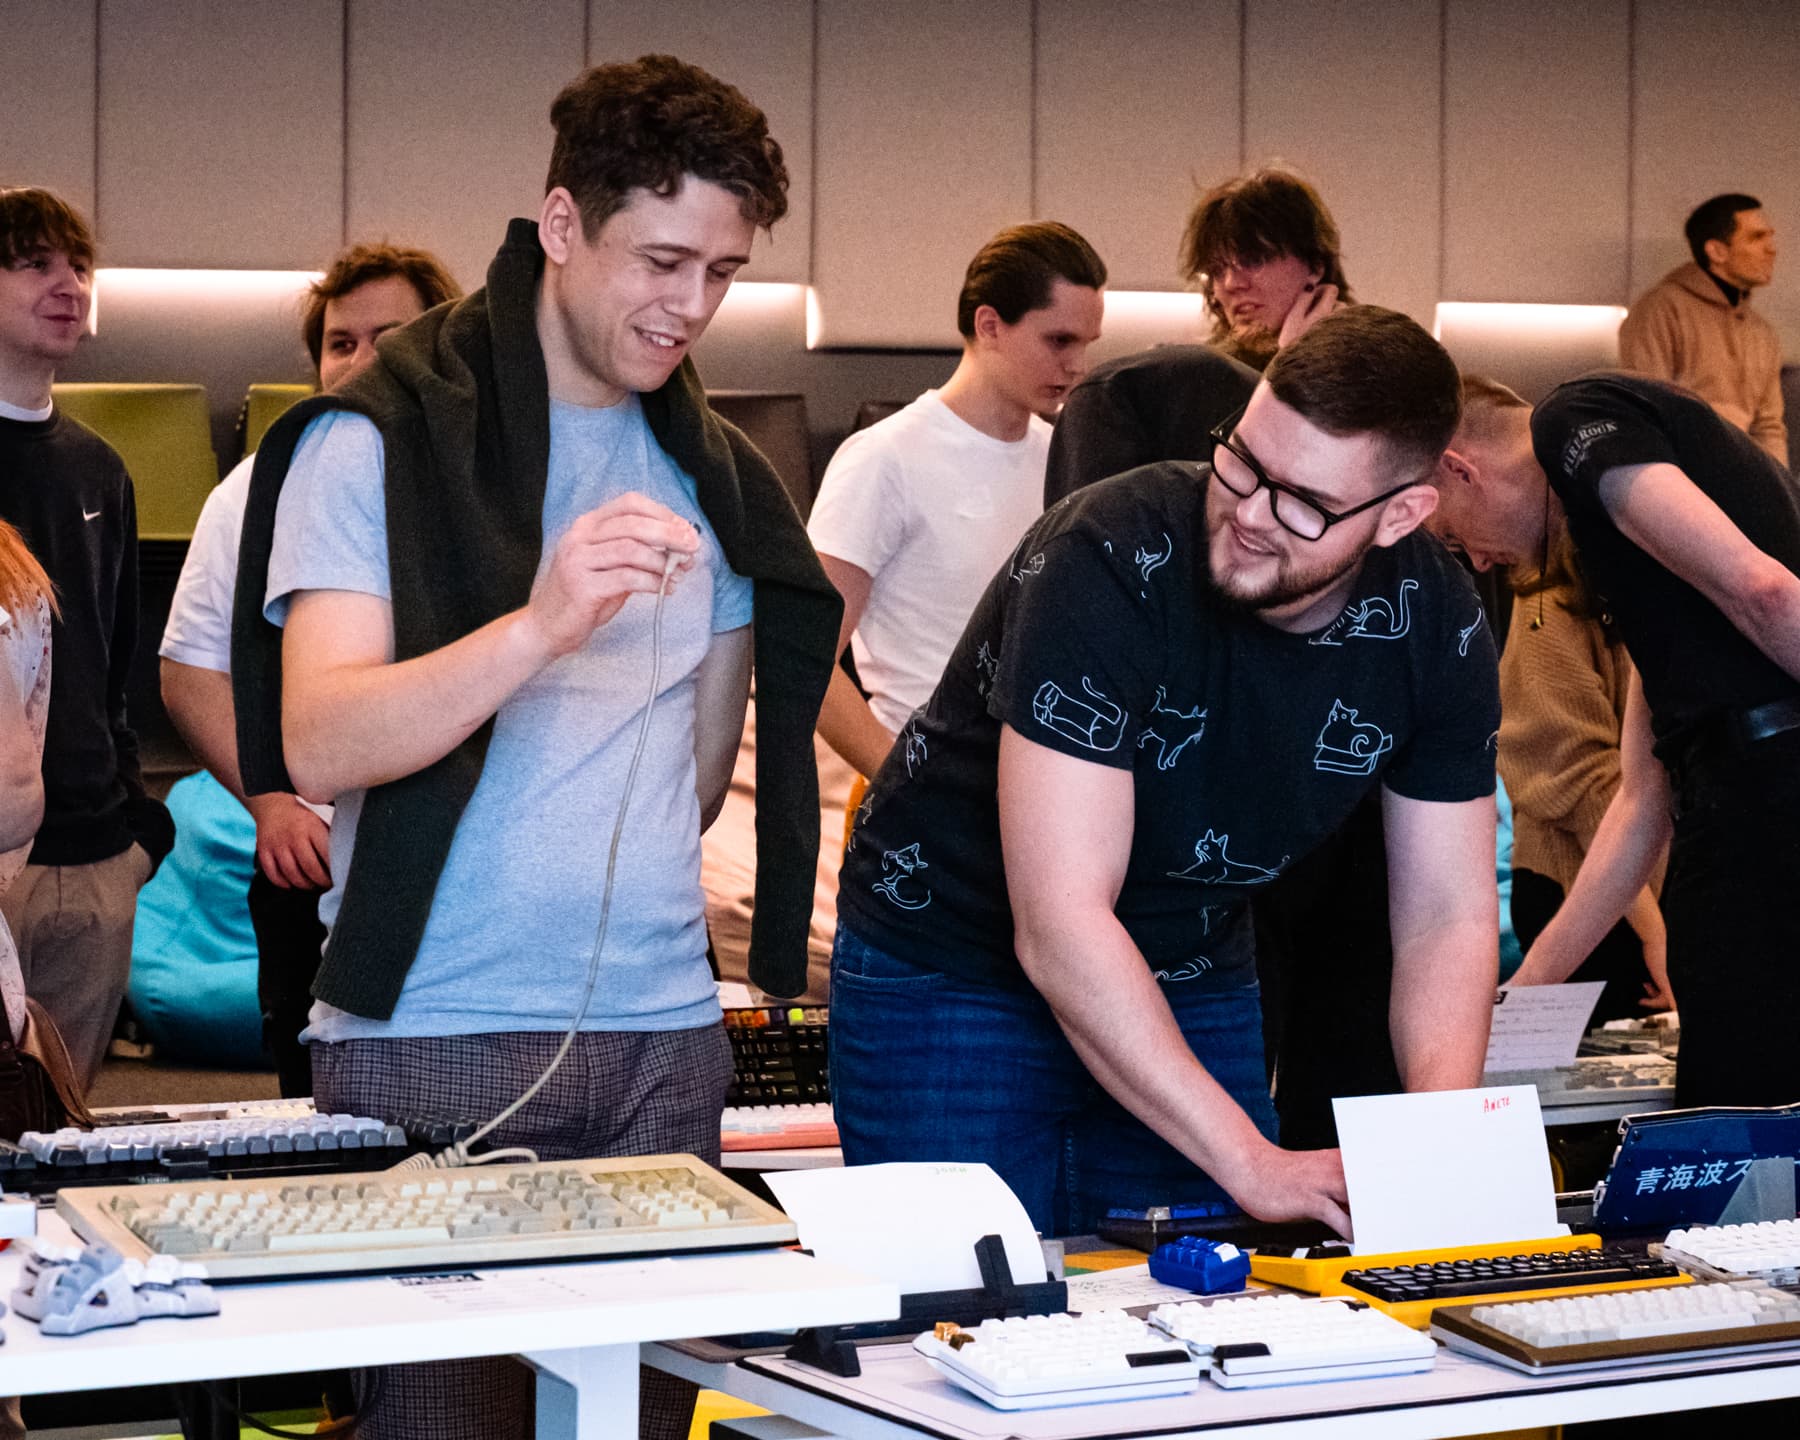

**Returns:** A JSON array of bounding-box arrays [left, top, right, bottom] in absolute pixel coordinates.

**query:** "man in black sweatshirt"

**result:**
[[0, 188, 173, 1089]]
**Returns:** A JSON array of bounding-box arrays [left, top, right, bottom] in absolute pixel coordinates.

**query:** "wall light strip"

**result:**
[[91, 267, 324, 335], [1433, 301, 1628, 342]]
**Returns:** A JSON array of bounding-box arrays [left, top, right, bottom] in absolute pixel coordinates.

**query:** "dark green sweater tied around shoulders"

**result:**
[[231, 218, 842, 1014]]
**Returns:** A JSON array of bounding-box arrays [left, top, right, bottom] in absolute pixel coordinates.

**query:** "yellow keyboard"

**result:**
[[1251, 1235, 1690, 1329]]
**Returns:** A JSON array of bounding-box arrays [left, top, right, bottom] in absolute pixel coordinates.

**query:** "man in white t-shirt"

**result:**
[[808, 222, 1106, 778], [159, 242, 459, 1095]]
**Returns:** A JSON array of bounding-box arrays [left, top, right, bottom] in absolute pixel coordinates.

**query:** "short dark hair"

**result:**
[[300, 242, 462, 368], [0, 186, 95, 268], [547, 54, 788, 238], [1264, 306, 1461, 478], [955, 222, 1106, 339], [1685, 193, 1762, 268], [1180, 168, 1352, 337], [1455, 373, 1531, 446]]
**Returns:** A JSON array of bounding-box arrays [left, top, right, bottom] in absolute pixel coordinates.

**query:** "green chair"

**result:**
[[242, 382, 313, 456], [51, 383, 219, 542]]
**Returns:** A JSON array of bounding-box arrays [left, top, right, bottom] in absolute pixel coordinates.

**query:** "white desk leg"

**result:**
[[523, 1343, 639, 1440]]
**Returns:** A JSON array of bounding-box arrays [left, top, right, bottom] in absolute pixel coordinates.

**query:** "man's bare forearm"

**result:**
[[1017, 910, 1271, 1187], [161, 660, 248, 803], [816, 665, 896, 779], [1388, 918, 1493, 1091], [283, 603, 550, 803]]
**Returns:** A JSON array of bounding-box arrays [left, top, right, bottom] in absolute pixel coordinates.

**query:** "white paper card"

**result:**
[[765, 1162, 1046, 1293], [1333, 1087, 1563, 1254], [1482, 983, 1606, 1072]]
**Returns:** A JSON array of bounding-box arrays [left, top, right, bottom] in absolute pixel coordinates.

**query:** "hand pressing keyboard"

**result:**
[[1150, 1295, 1437, 1388], [1662, 1219, 1800, 1278], [911, 1312, 1201, 1409], [1432, 1280, 1800, 1373]]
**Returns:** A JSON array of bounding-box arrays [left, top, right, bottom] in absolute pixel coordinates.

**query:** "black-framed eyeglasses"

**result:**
[[1208, 408, 1424, 542]]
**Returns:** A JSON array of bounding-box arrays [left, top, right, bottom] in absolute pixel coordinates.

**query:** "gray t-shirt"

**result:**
[[266, 398, 753, 1041]]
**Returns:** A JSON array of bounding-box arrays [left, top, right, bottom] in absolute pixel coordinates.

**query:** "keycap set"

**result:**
[[911, 1311, 1201, 1409], [1341, 1245, 1682, 1305], [719, 1103, 839, 1151], [725, 1006, 829, 1105], [56, 1153, 797, 1281], [1149, 1295, 1438, 1388], [1484, 1054, 1677, 1108], [1662, 1219, 1800, 1277], [1432, 1280, 1800, 1373], [0, 1114, 412, 1193]]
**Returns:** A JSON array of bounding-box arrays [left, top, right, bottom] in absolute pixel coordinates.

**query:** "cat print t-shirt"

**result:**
[[837, 461, 1500, 989]]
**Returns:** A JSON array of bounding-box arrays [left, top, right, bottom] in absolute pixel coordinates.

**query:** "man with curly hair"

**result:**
[[233, 55, 839, 1440]]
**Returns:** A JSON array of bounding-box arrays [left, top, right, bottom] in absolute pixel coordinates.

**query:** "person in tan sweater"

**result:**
[[1497, 545, 1670, 1023], [1619, 193, 1786, 467]]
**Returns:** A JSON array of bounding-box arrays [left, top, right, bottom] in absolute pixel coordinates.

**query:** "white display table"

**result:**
[[647, 1327, 1800, 1439], [0, 1218, 896, 1440]]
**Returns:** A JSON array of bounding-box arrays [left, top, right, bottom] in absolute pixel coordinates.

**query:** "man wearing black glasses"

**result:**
[[832, 307, 1500, 1238]]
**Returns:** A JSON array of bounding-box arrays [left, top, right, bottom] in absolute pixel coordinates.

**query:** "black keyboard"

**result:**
[[1342, 1246, 1682, 1304], [725, 1006, 829, 1105], [0, 1111, 481, 1197]]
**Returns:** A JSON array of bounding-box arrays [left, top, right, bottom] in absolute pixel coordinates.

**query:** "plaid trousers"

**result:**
[[311, 1025, 733, 1440]]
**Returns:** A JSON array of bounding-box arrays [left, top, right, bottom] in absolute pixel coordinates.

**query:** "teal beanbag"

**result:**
[[129, 770, 266, 1066]]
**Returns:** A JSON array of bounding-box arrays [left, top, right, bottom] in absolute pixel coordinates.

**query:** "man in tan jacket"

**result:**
[[1619, 193, 1785, 467]]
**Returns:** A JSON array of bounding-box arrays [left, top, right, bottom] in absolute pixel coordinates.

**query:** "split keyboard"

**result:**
[[911, 1298, 1436, 1409]]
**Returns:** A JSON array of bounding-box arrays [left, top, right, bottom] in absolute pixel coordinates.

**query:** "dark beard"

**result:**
[[1203, 528, 1368, 620]]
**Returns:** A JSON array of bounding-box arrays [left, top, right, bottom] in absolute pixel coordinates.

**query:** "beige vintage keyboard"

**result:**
[[1431, 1280, 1800, 1373], [56, 1152, 796, 1281]]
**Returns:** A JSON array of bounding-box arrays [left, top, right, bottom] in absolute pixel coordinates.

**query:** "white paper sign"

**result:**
[[765, 1162, 1047, 1294], [1482, 983, 1606, 1072], [1333, 1087, 1564, 1255]]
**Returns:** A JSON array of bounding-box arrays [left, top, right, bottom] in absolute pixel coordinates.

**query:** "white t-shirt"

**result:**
[[161, 453, 253, 673], [161, 453, 332, 823], [806, 390, 1051, 733]]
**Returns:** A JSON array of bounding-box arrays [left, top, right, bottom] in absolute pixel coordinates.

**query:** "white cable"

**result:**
[[391, 549, 681, 1172]]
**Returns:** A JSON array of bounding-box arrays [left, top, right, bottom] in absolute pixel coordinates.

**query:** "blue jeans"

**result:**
[[829, 923, 1277, 1238]]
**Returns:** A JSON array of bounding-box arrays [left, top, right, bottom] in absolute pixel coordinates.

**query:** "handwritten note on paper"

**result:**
[[1333, 1087, 1564, 1255], [1482, 982, 1606, 1072]]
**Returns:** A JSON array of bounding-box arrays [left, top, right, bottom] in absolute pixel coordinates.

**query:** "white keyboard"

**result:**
[[56, 1153, 796, 1281], [1432, 1280, 1800, 1373], [1663, 1219, 1800, 1278], [1150, 1295, 1437, 1388], [720, 1103, 839, 1151], [911, 1311, 1201, 1409]]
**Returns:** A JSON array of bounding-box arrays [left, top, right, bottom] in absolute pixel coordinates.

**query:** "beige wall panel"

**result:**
[[1633, 0, 1800, 350], [0, 0, 97, 217], [1242, 0, 1440, 325], [811, 0, 1033, 348], [1035, 0, 1239, 291], [586, 0, 813, 284], [1443, 0, 1629, 304], [97, 0, 342, 267], [347, 0, 585, 291]]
